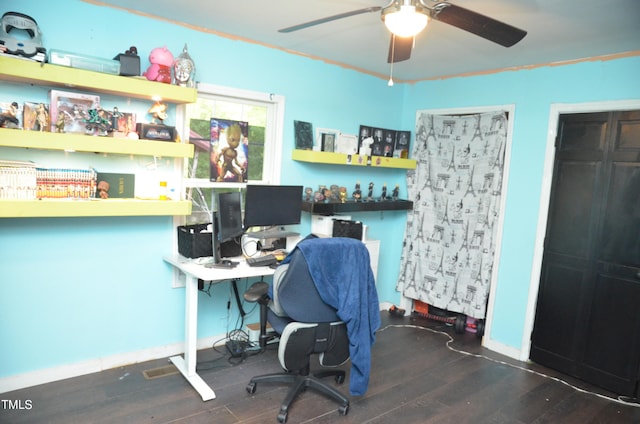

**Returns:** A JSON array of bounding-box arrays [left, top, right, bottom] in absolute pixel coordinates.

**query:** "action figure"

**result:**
[[148, 101, 168, 124], [380, 183, 388, 201], [392, 184, 400, 201], [367, 182, 374, 201], [339, 186, 347, 203], [352, 181, 362, 202], [0, 101, 19, 128]]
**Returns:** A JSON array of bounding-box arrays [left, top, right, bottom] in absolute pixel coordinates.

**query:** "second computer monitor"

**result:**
[[216, 191, 244, 242], [243, 185, 303, 230]]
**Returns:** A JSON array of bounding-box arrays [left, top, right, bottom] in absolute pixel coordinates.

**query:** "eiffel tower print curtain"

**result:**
[[396, 111, 507, 319]]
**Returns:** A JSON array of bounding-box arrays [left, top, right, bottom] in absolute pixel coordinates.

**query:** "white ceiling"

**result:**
[[94, 0, 640, 81]]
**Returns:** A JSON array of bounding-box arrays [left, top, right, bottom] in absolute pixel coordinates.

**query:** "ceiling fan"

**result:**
[[278, 0, 527, 64]]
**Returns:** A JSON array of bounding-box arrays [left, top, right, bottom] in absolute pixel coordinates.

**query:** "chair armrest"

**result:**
[[244, 281, 270, 303]]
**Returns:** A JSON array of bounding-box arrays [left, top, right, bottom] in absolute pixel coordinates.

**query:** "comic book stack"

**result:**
[[0, 160, 97, 200], [0, 160, 37, 199], [35, 167, 97, 199]]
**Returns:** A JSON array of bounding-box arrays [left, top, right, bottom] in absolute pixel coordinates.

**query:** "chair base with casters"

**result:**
[[244, 277, 351, 423]]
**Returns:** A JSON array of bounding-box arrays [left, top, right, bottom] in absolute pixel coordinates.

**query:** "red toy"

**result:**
[[143, 46, 173, 84]]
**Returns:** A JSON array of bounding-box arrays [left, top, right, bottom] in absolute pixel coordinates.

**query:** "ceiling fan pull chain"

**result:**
[[388, 34, 395, 86]]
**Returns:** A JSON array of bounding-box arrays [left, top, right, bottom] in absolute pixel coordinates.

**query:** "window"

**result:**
[[178, 83, 284, 224]]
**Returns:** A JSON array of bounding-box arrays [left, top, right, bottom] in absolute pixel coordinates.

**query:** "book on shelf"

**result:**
[[95, 172, 135, 199]]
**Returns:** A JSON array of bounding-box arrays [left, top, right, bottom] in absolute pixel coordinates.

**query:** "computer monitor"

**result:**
[[212, 191, 243, 265], [216, 191, 243, 242], [244, 185, 303, 232]]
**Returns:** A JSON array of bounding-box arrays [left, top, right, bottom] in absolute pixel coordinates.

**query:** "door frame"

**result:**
[[521, 99, 640, 360]]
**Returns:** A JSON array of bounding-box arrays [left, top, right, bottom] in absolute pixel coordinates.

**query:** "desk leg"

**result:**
[[170, 275, 216, 401]]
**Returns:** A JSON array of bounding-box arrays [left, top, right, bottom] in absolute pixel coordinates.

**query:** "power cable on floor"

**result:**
[[378, 323, 640, 408]]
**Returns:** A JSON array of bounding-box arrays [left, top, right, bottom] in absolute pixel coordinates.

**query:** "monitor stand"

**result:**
[[207, 259, 238, 269], [246, 226, 300, 239]]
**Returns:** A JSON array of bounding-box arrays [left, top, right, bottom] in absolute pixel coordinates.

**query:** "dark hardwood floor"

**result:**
[[3, 313, 639, 423]]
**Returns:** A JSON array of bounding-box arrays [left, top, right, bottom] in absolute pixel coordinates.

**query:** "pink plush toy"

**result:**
[[143, 47, 173, 84]]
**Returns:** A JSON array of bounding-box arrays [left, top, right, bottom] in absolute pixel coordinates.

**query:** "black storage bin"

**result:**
[[332, 219, 363, 240], [177, 224, 213, 258]]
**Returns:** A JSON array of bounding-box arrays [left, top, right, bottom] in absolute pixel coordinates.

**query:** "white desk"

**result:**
[[163, 254, 275, 401]]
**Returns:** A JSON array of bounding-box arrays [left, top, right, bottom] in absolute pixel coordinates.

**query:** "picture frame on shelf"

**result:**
[[321, 132, 336, 152], [394, 130, 411, 158], [371, 127, 385, 156], [358, 125, 373, 155], [382, 129, 397, 157], [335, 133, 359, 155], [315, 128, 339, 152], [294, 120, 314, 150], [110, 109, 136, 138], [49, 90, 100, 134]]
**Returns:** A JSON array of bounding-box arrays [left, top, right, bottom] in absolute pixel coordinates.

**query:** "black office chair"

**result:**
[[244, 237, 380, 423]]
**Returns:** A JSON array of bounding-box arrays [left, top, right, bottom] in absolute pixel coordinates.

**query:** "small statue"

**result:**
[[330, 184, 340, 202], [173, 43, 196, 88], [339, 186, 347, 203], [148, 101, 168, 124], [366, 182, 374, 201], [392, 184, 400, 201], [304, 187, 313, 202], [143, 46, 173, 84], [352, 181, 362, 202], [322, 187, 332, 203], [380, 183, 388, 201], [84, 108, 112, 136]]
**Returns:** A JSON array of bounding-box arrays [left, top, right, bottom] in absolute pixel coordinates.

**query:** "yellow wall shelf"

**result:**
[[0, 55, 197, 103], [292, 149, 416, 169], [0, 128, 194, 158], [0, 199, 192, 218]]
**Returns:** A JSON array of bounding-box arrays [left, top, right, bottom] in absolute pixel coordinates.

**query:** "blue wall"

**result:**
[[1, 0, 639, 383], [403, 57, 640, 348]]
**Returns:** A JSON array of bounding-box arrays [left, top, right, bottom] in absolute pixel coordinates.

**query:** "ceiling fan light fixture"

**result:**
[[383, 4, 428, 38]]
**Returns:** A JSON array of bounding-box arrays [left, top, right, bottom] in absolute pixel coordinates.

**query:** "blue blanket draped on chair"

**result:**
[[283, 237, 381, 396]]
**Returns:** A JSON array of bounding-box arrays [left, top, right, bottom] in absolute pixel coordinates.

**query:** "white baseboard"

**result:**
[[0, 334, 225, 394], [482, 338, 522, 361], [3, 303, 397, 394]]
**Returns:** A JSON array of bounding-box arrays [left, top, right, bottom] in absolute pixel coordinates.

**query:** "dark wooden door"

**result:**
[[530, 110, 640, 396]]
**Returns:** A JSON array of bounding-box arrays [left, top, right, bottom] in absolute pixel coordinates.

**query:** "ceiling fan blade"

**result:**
[[278, 6, 382, 33], [430, 3, 526, 47], [388, 35, 413, 63]]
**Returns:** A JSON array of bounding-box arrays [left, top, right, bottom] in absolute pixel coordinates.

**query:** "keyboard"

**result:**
[[246, 254, 279, 267]]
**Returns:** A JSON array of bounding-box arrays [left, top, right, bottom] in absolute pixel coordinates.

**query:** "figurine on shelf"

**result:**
[[366, 182, 374, 202], [352, 181, 362, 202], [380, 183, 388, 201], [313, 190, 324, 203], [339, 186, 347, 203], [322, 186, 332, 203], [392, 184, 400, 201], [304, 187, 313, 202], [0, 101, 19, 129], [173, 43, 196, 88], [330, 184, 340, 202], [84, 108, 112, 136], [143, 46, 173, 84], [148, 100, 168, 124]]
